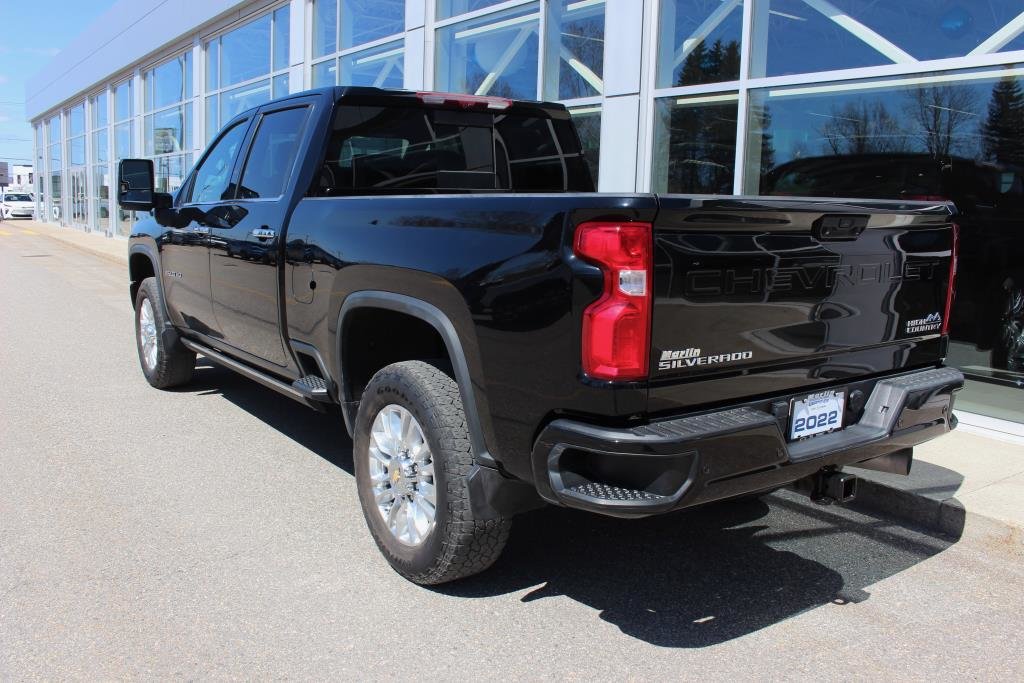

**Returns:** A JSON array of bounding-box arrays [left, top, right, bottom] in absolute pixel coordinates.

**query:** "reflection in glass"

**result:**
[[273, 73, 290, 98], [69, 104, 86, 137], [92, 92, 108, 128], [47, 115, 60, 145], [436, 4, 540, 99], [312, 59, 337, 87], [657, 0, 742, 88], [219, 14, 271, 87], [746, 69, 1024, 416], [313, 0, 338, 58], [206, 96, 219, 142], [570, 106, 601, 185], [220, 80, 271, 122], [340, 42, 404, 88], [146, 53, 192, 111], [145, 104, 191, 155], [114, 80, 132, 121], [338, 0, 404, 49], [154, 153, 192, 194], [238, 107, 308, 199], [755, 0, 1024, 78], [437, 0, 506, 20], [543, 0, 605, 100], [273, 6, 290, 71], [652, 94, 737, 194], [69, 137, 86, 166], [114, 122, 132, 158]]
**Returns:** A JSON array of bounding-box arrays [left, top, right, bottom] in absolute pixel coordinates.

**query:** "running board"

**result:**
[[180, 338, 329, 411]]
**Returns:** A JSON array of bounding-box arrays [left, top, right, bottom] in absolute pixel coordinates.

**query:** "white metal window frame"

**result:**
[[141, 49, 196, 164], [88, 86, 114, 235], [308, 0, 408, 87], [639, 0, 1024, 195], [203, 2, 292, 140]]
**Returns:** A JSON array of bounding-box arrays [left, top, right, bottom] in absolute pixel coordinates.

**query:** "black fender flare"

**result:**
[[128, 242, 178, 348], [336, 291, 497, 468]]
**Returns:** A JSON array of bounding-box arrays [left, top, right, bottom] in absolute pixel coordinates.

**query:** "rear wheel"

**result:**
[[134, 277, 195, 388], [353, 360, 511, 585]]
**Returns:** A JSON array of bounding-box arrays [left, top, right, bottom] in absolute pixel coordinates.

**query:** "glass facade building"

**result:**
[[28, 0, 1024, 428]]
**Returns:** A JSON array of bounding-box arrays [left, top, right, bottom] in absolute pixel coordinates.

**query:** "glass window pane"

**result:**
[[273, 73, 290, 98], [91, 92, 108, 129], [147, 54, 191, 111], [69, 104, 86, 137], [756, 0, 1024, 78], [93, 163, 110, 233], [220, 79, 272, 122], [114, 122, 133, 159], [92, 129, 109, 164], [154, 153, 192, 194], [188, 122, 248, 203], [340, 42, 404, 88], [273, 6, 290, 71], [238, 107, 309, 199], [435, 4, 540, 100], [206, 95, 220, 143], [341, 0, 404, 49], [145, 104, 191, 155], [745, 68, 1024, 418], [69, 137, 86, 166], [544, 0, 605, 100], [114, 81, 132, 121], [652, 94, 737, 194], [437, 0, 506, 20], [207, 39, 220, 90], [220, 14, 271, 87], [657, 0, 743, 89], [312, 59, 337, 87], [570, 106, 600, 185], [313, 0, 338, 58], [48, 116, 60, 145]]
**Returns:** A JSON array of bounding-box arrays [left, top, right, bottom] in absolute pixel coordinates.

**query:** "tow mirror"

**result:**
[[118, 159, 170, 212]]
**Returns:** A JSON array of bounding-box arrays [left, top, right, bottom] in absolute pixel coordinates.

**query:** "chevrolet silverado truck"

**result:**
[[118, 86, 963, 585]]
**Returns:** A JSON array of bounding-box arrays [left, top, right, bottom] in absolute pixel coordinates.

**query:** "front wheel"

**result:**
[[353, 361, 511, 585], [134, 277, 195, 388]]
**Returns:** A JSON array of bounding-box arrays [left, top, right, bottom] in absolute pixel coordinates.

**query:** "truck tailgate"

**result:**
[[648, 196, 955, 414]]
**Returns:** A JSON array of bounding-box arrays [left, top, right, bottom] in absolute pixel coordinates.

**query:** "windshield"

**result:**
[[3, 194, 32, 202]]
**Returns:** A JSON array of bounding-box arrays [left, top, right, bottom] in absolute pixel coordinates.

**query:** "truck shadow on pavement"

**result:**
[[186, 363, 961, 649]]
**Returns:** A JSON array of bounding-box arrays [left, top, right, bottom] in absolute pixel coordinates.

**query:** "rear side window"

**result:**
[[313, 104, 593, 195], [238, 107, 309, 199]]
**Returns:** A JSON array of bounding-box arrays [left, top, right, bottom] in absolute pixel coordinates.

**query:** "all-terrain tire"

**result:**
[[353, 360, 511, 585], [134, 277, 196, 389]]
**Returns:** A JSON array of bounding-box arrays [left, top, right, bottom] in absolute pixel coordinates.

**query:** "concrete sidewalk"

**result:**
[[8, 217, 1023, 541]]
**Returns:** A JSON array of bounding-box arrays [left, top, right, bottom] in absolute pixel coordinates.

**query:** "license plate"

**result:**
[[789, 389, 845, 440]]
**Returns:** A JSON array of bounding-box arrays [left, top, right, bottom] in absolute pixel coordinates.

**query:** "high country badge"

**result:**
[[905, 312, 942, 334]]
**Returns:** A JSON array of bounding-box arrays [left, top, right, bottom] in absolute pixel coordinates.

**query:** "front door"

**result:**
[[68, 167, 88, 229], [209, 102, 312, 368], [161, 118, 251, 336]]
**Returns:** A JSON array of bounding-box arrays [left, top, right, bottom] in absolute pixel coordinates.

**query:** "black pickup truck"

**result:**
[[118, 86, 963, 585]]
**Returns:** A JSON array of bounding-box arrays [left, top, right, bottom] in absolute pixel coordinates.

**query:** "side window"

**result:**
[[187, 121, 248, 204], [237, 107, 309, 199]]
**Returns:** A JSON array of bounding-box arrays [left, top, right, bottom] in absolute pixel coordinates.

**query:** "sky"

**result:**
[[0, 0, 118, 170]]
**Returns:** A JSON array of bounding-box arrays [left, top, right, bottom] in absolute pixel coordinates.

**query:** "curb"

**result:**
[[849, 477, 966, 537]]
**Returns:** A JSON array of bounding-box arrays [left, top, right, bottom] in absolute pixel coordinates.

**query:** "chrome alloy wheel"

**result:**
[[368, 404, 437, 546], [138, 298, 159, 371]]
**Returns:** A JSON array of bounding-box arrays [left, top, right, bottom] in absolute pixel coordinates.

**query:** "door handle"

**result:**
[[190, 225, 210, 234], [251, 227, 276, 240]]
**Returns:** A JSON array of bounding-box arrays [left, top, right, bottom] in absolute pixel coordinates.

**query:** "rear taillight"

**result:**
[[942, 222, 959, 336], [574, 221, 653, 381]]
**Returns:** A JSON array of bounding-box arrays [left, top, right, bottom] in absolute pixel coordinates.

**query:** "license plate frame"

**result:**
[[788, 389, 847, 441]]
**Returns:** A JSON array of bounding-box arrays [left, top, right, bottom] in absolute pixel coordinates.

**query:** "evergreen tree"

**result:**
[[982, 77, 1024, 165]]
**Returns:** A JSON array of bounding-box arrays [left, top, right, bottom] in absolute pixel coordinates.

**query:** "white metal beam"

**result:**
[[560, 46, 604, 93], [969, 10, 1024, 56], [474, 26, 534, 96], [801, 0, 916, 64], [673, 0, 741, 69]]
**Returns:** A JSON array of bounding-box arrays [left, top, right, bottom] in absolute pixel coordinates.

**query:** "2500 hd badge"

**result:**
[[659, 347, 754, 371]]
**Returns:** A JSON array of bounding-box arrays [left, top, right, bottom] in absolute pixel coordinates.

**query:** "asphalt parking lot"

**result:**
[[2, 226, 1023, 679]]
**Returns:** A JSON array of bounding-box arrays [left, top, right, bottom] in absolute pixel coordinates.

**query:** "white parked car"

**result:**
[[1, 192, 35, 219]]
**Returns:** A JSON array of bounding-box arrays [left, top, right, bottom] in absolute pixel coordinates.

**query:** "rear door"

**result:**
[[209, 99, 313, 368], [648, 196, 955, 413]]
